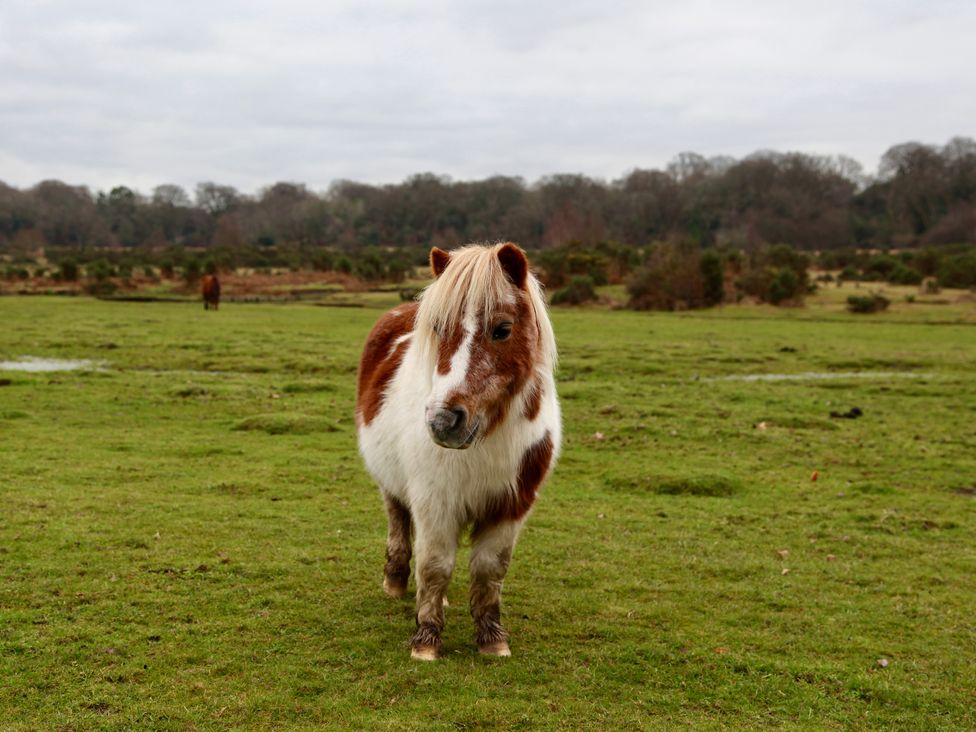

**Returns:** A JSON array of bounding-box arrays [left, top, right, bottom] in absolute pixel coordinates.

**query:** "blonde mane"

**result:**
[[415, 243, 557, 370]]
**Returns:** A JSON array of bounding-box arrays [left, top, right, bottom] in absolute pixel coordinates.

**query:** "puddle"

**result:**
[[0, 356, 108, 373], [703, 371, 931, 383]]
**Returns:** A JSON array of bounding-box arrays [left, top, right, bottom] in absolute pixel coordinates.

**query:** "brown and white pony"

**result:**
[[202, 274, 220, 310], [356, 242, 560, 660]]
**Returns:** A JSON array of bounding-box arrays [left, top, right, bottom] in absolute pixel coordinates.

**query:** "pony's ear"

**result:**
[[497, 243, 528, 289], [430, 247, 451, 278]]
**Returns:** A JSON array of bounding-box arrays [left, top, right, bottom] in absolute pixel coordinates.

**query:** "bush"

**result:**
[[87, 259, 115, 282], [888, 264, 923, 285], [700, 250, 724, 306], [847, 294, 890, 314], [84, 280, 119, 297], [59, 258, 80, 282], [183, 258, 202, 286], [937, 252, 976, 289], [538, 246, 609, 288], [839, 264, 860, 282], [551, 275, 598, 305], [627, 243, 705, 310], [3, 266, 30, 280], [768, 267, 801, 305]]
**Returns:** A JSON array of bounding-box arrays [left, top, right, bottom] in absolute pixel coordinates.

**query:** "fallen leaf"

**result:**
[[755, 421, 768, 430], [811, 470, 819, 482], [592, 431, 605, 441], [714, 646, 729, 654], [877, 658, 889, 668], [777, 549, 790, 558], [826, 554, 837, 561], [781, 568, 790, 575]]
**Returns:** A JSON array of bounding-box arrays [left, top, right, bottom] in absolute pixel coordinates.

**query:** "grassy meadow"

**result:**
[[1, 290, 975, 730]]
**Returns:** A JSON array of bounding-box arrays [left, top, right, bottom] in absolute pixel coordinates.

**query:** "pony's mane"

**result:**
[[415, 243, 557, 370]]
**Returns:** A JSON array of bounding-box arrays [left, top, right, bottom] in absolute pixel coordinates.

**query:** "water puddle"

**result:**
[[703, 371, 930, 383], [0, 356, 108, 373]]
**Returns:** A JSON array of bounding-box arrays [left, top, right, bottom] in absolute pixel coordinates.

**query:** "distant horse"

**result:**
[[356, 242, 561, 660], [202, 274, 220, 310]]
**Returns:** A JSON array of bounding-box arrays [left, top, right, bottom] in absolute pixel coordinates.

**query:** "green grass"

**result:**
[[1, 294, 975, 730]]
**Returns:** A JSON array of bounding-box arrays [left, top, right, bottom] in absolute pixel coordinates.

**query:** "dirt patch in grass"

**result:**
[[231, 413, 339, 435], [852, 482, 897, 495], [0, 409, 31, 419], [755, 415, 840, 430], [172, 384, 211, 398], [606, 472, 742, 497], [281, 381, 337, 394]]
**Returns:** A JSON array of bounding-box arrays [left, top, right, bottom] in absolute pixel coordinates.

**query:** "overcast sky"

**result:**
[[1, 0, 973, 195]]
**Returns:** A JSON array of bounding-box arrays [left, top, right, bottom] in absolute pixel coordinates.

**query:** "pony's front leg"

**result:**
[[410, 516, 459, 661], [382, 494, 411, 598], [469, 520, 521, 657]]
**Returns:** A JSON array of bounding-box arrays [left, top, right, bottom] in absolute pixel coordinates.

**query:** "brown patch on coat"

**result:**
[[356, 303, 417, 426], [436, 324, 465, 376], [383, 495, 412, 595], [521, 376, 544, 422], [441, 293, 539, 437], [474, 432, 553, 537]]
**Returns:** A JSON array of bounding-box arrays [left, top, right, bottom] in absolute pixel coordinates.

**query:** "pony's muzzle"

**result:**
[[426, 404, 475, 449]]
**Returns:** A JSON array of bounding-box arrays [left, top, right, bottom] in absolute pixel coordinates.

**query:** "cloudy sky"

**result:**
[[1, 0, 973, 194]]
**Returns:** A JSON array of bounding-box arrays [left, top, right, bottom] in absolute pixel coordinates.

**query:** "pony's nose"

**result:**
[[426, 405, 468, 443], [428, 405, 466, 433]]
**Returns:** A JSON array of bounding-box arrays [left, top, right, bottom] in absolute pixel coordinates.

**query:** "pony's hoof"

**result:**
[[383, 576, 407, 599], [479, 641, 511, 657], [410, 645, 440, 661], [442, 596, 450, 607]]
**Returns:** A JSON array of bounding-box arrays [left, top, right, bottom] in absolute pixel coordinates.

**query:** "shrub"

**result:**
[[627, 243, 705, 310], [888, 264, 923, 285], [183, 258, 202, 286], [551, 275, 598, 305], [59, 258, 80, 282], [84, 280, 119, 297], [538, 246, 609, 288], [847, 294, 890, 314], [768, 267, 801, 305], [937, 252, 976, 289], [700, 250, 724, 306], [839, 264, 860, 282], [87, 259, 115, 282], [3, 266, 30, 280], [862, 254, 899, 280]]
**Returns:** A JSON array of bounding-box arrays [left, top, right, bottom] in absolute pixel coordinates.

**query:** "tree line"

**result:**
[[2, 137, 976, 262]]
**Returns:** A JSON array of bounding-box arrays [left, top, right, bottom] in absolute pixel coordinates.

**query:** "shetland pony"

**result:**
[[356, 243, 560, 660], [202, 274, 220, 310]]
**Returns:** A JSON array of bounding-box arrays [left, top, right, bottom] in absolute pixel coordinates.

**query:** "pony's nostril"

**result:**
[[449, 406, 467, 430], [428, 406, 467, 437]]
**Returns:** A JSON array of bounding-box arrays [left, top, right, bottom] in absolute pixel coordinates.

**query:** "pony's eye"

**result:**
[[491, 322, 513, 341]]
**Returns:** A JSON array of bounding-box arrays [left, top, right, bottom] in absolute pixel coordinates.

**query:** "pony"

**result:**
[[356, 242, 561, 660], [202, 274, 221, 310]]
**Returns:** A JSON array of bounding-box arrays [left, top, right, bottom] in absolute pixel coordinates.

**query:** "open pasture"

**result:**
[[1, 295, 975, 730]]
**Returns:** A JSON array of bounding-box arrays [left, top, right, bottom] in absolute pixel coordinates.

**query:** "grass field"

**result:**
[[1, 292, 975, 730]]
